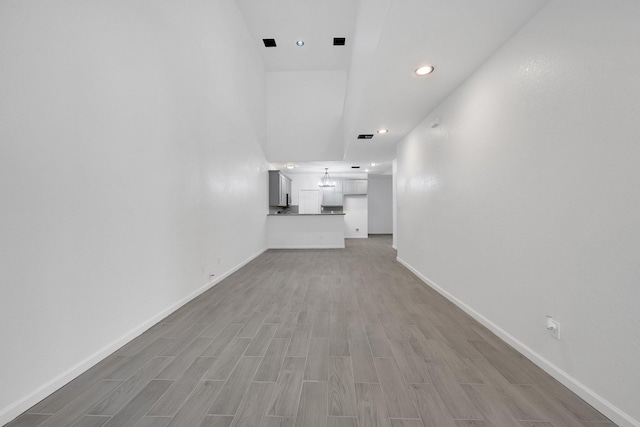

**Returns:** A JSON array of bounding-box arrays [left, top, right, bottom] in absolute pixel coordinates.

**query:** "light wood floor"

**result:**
[[7, 235, 614, 427]]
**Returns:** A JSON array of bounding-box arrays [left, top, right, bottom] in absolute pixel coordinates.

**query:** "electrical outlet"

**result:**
[[545, 316, 560, 339]]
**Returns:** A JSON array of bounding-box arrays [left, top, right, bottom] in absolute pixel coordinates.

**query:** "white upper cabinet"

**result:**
[[343, 179, 367, 195]]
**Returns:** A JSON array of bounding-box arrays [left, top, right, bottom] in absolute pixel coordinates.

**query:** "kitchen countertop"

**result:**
[[267, 212, 345, 216]]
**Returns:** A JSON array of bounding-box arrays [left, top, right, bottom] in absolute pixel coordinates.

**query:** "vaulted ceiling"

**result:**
[[236, 0, 550, 175]]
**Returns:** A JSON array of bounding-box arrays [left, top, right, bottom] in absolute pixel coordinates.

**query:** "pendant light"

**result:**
[[319, 168, 336, 188]]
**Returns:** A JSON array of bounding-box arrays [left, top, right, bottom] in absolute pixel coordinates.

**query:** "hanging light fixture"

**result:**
[[319, 168, 336, 188]]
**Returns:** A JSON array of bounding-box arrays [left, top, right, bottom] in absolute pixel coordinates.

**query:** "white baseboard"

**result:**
[[396, 256, 639, 427], [269, 245, 345, 249], [0, 247, 267, 426]]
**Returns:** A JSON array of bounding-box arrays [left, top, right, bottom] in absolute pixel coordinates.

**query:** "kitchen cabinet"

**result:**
[[269, 170, 292, 207], [343, 179, 367, 195], [321, 181, 343, 206]]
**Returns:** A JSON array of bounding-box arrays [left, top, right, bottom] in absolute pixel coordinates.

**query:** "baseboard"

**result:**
[[269, 245, 345, 249], [396, 256, 639, 427], [0, 247, 267, 426]]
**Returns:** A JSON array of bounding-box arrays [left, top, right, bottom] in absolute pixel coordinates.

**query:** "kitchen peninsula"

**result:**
[[267, 211, 345, 249], [267, 169, 363, 249]]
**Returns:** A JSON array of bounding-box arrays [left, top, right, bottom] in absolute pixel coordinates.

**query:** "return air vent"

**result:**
[[263, 38, 277, 47], [333, 37, 346, 46], [351, 166, 360, 169], [357, 134, 374, 139]]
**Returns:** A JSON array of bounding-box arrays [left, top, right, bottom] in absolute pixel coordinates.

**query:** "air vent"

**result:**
[[357, 134, 374, 139], [351, 166, 360, 169], [333, 37, 346, 46], [263, 38, 277, 47]]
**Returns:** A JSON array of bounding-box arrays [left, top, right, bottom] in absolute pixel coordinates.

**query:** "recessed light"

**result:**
[[414, 65, 434, 76], [370, 163, 376, 167], [296, 40, 304, 47], [365, 169, 370, 172], [377, 129, 388, 134], [286, 164, 296, 169]]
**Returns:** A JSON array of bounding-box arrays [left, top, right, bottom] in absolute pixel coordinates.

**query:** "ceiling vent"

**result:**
[[262, 38, 277, 47], [357, 134, 374, 139], [333, 37, 346, 46], [351, 166, 360, 169]]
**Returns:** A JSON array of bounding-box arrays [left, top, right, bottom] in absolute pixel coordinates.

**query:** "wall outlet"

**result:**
[[545, 316, 560, 339]]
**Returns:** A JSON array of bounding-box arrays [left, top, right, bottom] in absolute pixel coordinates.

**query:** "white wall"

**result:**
[[396, 2, 640, 426], [367, 174, 392, 234], [0, 0, 268, 423], [267, 71, 347, 162]]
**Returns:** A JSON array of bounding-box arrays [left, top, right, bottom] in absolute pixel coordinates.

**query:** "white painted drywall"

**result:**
[[344, 196, 368, 238], [396, 2, 640, 426], [0, 0, 267, 423], [367, 175, 392, 234], [267, 70, 347, 162]]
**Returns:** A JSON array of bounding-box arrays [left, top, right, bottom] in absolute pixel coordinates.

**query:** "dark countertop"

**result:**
[[267, 212, 345, 216]]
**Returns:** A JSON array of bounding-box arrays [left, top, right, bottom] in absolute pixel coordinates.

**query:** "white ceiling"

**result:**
[[236, 0, 550, 174], [235, 0, 359, 71], [268, 160, 391, 177]]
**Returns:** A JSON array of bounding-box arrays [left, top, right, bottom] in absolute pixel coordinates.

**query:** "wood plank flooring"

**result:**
[[6, 235, 615, 427]]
